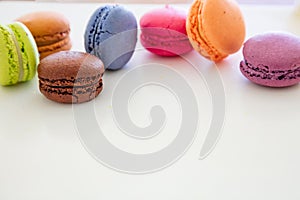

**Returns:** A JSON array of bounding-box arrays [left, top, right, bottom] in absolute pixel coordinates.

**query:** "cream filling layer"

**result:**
[[7, 26, 23, 82]]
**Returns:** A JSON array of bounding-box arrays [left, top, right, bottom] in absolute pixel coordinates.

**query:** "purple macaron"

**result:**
[[240, 32, 300, 87]]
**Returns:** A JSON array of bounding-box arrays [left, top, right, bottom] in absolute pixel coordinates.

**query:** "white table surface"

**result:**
[[1, 2, 300, 200]]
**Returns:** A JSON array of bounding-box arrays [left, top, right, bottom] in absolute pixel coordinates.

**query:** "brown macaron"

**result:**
[[38, 51, 104, 104], [16, 11, 72, 59]]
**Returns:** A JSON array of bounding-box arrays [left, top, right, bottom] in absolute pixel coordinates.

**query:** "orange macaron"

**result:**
[[16, 11, 72, 59], [186, 0, 245, 62]]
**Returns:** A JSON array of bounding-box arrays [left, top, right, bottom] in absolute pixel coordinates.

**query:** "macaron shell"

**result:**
[[243, 32, 300, 70], [140, 29, 192, 56], [98, 6, 137, 70], [38, 51, 104, 81], [202, 0, 245, 54], [16, 11, 70, 46], [39, 81, 103, 104], [8, 22, 39, 82], [240, 61, 300, 87], [140, 6, 187, 34]]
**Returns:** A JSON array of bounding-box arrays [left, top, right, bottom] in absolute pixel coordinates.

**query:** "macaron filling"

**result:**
[[141, 33, 190, 46], [240, 60, 300, 81], [6, 26, 24, 82]]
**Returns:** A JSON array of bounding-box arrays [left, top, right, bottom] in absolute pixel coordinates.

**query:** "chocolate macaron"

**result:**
[[38, 51, 104, 103]]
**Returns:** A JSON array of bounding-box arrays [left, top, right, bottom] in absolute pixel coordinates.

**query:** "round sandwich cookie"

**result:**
[[38, 51, 104, 103], [84, 5, 137, 70], [240, 32, 300, 88], [140, 5, 193, 56], [16, 11, 72, 59], [186, 0, 245, 62], [0, 22, 39, 86]]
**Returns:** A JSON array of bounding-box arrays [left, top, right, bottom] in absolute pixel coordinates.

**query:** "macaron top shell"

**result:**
[[243, 32, 300, 71], [202, 0, 245, 54], [16, 11, 70, 46], [38, 51, 104, 81], [140, 5, 187, 34]]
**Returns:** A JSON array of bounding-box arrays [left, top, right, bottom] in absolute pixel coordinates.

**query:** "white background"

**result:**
[[0, 2, 300, 200]]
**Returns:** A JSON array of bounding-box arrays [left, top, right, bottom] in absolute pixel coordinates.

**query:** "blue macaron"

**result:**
[[84, 5, 137, 70]]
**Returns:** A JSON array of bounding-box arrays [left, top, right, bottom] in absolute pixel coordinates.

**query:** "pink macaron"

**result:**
[[240, 32, 300, 87], [140, 5, 193, 56]]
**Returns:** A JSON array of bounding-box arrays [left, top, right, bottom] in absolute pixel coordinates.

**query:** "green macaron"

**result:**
[[0, 22, 39, 86]]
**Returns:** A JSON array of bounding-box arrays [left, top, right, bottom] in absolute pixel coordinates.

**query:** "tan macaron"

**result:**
[[16, 11, 72, 59]]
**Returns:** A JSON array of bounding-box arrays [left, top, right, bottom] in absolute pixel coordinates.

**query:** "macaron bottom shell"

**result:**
[[140, 27, 193, 57], [240, 61, 300, 88], [39, 80, 103, 103]]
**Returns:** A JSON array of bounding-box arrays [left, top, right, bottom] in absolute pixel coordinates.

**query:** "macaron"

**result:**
[[186, 0, 245, 62], [38, 51, 104, 103], [0, 22, 39, 86], [16, 11, 72, 59], [240, 32, 300, 88], [140, 5, 193, 56], [84, 5, 137, 70]]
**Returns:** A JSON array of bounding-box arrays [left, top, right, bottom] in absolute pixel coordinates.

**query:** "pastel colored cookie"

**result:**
[[140, 5, 193, 56], [84, 5, 137, 70], [0, 22, 39, 86], [240, 32, 300, 87], [38, 51, 104, 103], [16, 11, 72, 59], [186, 0, 245, 61]]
